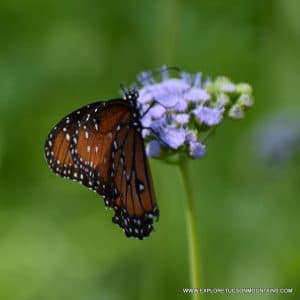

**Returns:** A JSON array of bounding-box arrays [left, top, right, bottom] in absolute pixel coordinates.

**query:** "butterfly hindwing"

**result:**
[[111, 128, 159, 239]]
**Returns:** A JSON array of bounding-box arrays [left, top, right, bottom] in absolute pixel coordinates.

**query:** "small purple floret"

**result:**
[[193, 106, 224, 126], [149, 104, 166, 119], [174, 114, 190, 125], [159, 126, 186, 149], [184, 87, 210, 103], [146, 140, 161, 157], [189, 141, 206, 159]]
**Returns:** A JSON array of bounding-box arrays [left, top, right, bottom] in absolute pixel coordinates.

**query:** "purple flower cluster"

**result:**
[[133, 67, 223, 159], [132, 66, 253, 159]]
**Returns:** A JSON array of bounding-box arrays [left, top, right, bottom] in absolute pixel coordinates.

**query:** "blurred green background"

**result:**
[[0, 0, 299, 299]]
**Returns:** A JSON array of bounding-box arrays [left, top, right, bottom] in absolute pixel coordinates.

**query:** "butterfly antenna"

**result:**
[[120, 82, 128, 94]]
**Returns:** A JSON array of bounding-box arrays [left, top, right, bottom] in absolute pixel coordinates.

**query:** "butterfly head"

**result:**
[[124, 88, 139, 106]]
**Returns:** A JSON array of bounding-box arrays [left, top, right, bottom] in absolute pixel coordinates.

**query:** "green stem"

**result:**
[[179, 158, 201, 300]]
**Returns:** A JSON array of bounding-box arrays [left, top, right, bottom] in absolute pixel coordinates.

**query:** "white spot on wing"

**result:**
[[138, 183, 144, 192]]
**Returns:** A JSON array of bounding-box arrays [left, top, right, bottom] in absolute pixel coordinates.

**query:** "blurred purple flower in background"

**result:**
[[255, 114, 300, 166], [128, 66, 254, 160]]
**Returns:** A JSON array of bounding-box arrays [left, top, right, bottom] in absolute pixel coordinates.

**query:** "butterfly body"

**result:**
[[44, 90, 158, 239]]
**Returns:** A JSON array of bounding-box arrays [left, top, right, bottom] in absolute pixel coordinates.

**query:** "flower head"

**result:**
[[127, 66, 253, 160]]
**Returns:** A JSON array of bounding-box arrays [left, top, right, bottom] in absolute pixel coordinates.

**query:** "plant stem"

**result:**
[[179, 158, 201, 300]]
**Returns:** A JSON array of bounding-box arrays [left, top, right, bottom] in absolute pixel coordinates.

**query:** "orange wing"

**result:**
[[44, 102, 99, 179], [44, 99, 159, 239], [45, 101, 132, 202], [111, 128, 159, 239]]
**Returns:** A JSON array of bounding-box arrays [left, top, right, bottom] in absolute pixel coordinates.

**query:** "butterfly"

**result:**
[[44, 89, 159, 239]]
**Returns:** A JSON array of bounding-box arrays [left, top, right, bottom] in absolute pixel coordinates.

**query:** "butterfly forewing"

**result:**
[[44, 102, 98, 178]]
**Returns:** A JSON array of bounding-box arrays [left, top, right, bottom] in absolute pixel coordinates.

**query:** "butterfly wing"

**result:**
[[44, 99, 159, 239], [111, 127, 159, 239], [44, 102, 99, 179], [45, 101, 132, 202], [68, 101, 135, 204]]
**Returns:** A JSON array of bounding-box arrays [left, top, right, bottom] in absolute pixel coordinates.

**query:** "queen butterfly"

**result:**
[[44, 89, 159, 239]]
